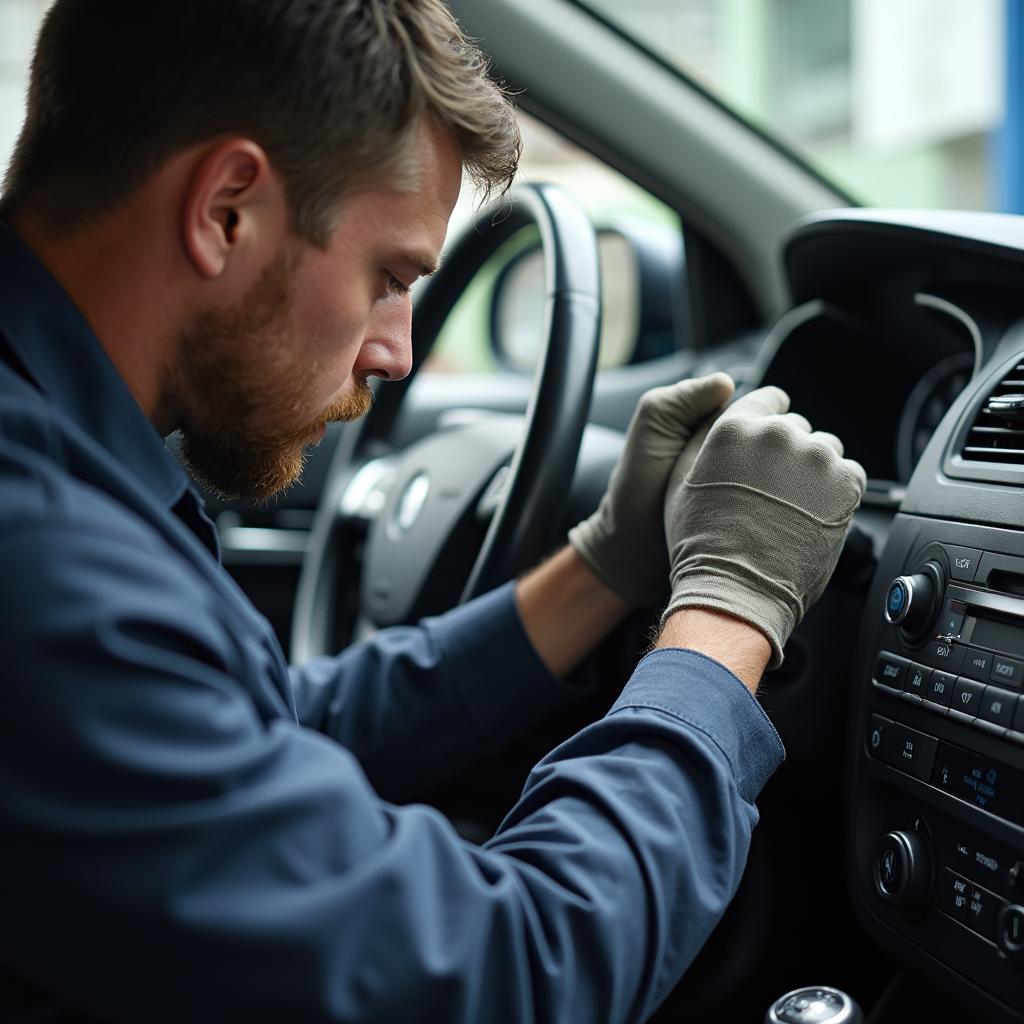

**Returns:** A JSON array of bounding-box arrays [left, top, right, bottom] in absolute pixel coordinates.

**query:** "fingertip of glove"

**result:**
[[683, 372, 735, 412], [844, 457, 868, 495], [703, 371, 735, 393]]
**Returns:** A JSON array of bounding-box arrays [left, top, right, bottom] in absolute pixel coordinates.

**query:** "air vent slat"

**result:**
[[970, 426, 1024, 437], [959, 365, 1024, 469]]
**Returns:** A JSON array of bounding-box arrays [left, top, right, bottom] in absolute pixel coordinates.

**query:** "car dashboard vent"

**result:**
[[960, 362, 1024, 466]]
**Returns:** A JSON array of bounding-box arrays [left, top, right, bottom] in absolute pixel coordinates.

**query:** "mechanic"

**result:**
[[0, 2, 866, 1022]]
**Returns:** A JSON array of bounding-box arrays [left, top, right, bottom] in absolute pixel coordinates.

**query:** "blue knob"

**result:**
[[886, 582, 906, 616]]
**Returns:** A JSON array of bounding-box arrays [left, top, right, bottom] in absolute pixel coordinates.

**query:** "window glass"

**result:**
[[0, 1, 50, 173], [583, 0, 1009, 213]]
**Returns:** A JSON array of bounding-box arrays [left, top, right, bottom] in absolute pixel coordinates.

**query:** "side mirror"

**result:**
[[490, 219, 686, 372]]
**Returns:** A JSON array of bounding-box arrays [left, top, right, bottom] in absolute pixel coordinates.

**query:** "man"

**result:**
[[0, 2, 865, 1021]]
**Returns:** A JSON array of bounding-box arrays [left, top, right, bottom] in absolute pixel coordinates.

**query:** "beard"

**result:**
[[168, 244, 374, 502]]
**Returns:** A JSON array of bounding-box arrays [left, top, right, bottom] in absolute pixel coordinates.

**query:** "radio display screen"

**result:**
[[933, 742, 1024, 826], [966, 613, 1024, 659]]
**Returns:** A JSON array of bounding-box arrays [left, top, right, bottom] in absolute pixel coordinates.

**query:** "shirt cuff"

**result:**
[[422, 582, 583, 751], [610, 648, 785, 803]]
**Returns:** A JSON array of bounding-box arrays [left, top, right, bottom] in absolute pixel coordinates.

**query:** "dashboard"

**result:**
[[754, 211, 1024, 488], [766, 211, 1024, 1023]]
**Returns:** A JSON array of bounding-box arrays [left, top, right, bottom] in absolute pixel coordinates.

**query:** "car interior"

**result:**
[[25, 1, 1019, 1021]]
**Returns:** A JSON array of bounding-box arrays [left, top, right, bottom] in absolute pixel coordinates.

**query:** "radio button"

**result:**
[[887, 724, 938, 780], [950, 833, 1008, 886], [866, 715, 891, 761], [874, 652, 907, 691], [926, 670, 956, 708], [938, 598, 966, 638], [966, 883, 1002, 942], [938, 868, 970, 921], [972, 842, 1005, 880], [951, 677, 985, 721], [951, 833, 973, 867], [990, 655, 1024, 689], [979, 686, 1017, 728], [905, 663, 931, 698], [921, 640, 966, 673], [944, 545, 983, 581], [1010, 698, 1024, 746], [962, 648, 992, 681]]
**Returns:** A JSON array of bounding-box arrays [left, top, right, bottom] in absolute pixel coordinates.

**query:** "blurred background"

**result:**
[[3, 0, 1022, 213], [2, 0, 1021, 370]]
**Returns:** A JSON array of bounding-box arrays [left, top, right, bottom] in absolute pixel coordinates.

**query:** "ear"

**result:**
[[180, 139, 288, 280]]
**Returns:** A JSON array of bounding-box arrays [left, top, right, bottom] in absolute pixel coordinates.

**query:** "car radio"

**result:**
[[850, 516, 1024, 1022]]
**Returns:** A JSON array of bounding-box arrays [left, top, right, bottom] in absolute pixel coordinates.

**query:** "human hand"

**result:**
[[568, 373, 734, 607], [662, 386, 866, 668]]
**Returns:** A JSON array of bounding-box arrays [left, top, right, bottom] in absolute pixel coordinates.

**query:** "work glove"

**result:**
[[568, 372, 734, 607], [662, 386, 867, 668]]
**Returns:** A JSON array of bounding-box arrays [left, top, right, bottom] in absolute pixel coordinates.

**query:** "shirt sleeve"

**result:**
[[290, 583, 583, 802], [0, 521, 784, 1024]]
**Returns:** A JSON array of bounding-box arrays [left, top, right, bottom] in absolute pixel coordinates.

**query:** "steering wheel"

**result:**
[[291, 184, 602, 662]]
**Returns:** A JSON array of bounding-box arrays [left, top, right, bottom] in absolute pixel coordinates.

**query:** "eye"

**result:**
[[385, 273, 410, 298]]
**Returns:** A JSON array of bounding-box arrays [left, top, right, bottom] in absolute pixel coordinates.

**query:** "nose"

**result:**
[[355, 294, 414, 382]]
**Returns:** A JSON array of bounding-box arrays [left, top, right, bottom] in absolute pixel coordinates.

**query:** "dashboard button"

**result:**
[[905, 663, 931, 698], [971, 843, 1005, 881], [979, 686, 1017, 728], [990, 655, 1024, 690], [874, 652, 907, 690], [949, 834, 1007, 885], [938, 868, 969, 922], [950, 677, 985, 720], [966, 883, 1002, 942], [926, 670, 956, 708], [963, 648, 993, 681], [944, 545, 982, 581], [951, 833, 973, 867], [997, 905, 1024, 958], [887, 725, 937, 780], [1012, 699, 1024, 745], [938, 598, 966, 638], [866, 715, 891, 761], [921, 640, 966, 673]]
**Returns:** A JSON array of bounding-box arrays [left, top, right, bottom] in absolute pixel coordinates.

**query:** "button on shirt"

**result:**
[[0, 221, 784, 1023]]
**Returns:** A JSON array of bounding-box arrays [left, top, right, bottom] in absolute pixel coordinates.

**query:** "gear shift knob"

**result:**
[[766, 986, 863, 1024]]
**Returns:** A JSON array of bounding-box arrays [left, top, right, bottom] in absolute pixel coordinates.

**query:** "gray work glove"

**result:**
[[568, 373, 734, 607], [662, 386, 867, 668]]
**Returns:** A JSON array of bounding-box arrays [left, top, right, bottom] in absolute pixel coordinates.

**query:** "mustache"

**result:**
[[323, 375, 375, 425], [288, 376, 375, 448]]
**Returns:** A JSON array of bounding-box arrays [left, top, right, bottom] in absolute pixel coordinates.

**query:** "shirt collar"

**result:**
[[0, 219, 190, 508]]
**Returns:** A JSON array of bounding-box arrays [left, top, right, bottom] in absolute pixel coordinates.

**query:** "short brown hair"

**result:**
[[1, 0, 520, 244]]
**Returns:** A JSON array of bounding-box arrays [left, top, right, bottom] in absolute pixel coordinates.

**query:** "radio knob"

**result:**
[[883, 563, 942, 633], [876, 830, 934, 916]]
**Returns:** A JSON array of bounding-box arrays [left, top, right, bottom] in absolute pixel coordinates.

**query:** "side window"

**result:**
[[424, 113, 684, 376], [0, 2, 49, 170]]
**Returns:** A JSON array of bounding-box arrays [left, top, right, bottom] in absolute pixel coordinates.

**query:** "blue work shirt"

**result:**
[[0, 220, 784, 1024]]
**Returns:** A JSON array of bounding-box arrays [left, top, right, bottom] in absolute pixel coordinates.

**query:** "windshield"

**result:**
[[581, 0, 1011, 213]]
